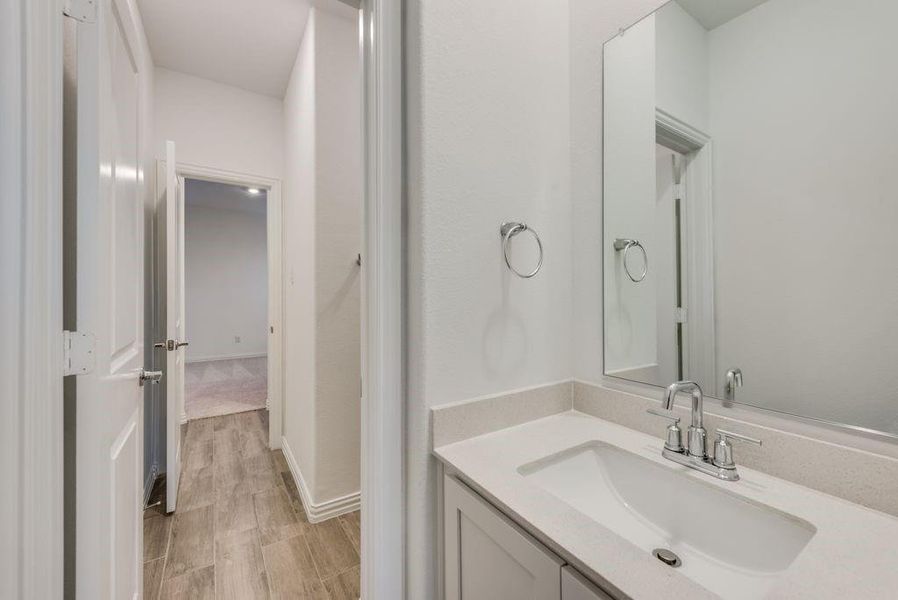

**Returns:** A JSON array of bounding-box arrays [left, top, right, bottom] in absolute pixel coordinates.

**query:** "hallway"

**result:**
[[143, 410, 360, 599]]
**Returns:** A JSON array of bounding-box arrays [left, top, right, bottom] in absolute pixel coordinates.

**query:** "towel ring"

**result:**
[[613, 238, 648, 282], [500, 222, 543, 279]]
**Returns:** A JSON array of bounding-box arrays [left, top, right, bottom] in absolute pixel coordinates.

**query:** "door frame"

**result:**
[[2, 0, 64, 598], [360, 0, 404, 598], [13, 0, 405, 597], [158, 161, 285, 449]]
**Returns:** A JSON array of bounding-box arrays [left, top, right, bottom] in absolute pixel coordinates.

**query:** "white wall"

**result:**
[[283, 9, 318, 496], [406, 0, 575, 595], [708, 0, 898, 432], [282, 7, 362, 507], [655, 1, 709, 131], [184, 195, 268, 362], [153, 67, 284, 179]]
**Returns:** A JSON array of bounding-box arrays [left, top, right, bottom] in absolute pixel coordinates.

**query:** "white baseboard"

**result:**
[[179, 411, 188, 425], [281, 436, 360, 523], [186, 352, 267, 364]]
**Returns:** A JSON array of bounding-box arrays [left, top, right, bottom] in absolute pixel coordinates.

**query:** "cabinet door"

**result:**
[[444, 475, 564, 600], [561, 566, 614, 600]]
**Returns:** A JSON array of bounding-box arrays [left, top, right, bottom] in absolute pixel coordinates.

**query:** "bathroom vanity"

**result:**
[[430, 0, 898, 597], [434, 409, 898, 599]]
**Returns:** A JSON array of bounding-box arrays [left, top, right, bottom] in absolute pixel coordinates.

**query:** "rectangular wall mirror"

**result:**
[[603, 0, 898, 438]]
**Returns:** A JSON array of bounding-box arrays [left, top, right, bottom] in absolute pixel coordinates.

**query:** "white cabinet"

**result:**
[[444, 475, 565, 600], [442, 474, 617, 600], [561, 566, 615, 600]]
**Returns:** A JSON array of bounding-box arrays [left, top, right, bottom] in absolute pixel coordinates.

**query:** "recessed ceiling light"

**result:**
[[247, 188, 261, 195]]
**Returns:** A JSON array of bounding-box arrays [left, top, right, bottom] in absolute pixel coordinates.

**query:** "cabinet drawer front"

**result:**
[[444, 475, 564, 600], [561, 566, 615, 600]]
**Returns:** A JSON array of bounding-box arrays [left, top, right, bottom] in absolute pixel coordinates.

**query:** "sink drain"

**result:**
[[652, 548, 682, 568]]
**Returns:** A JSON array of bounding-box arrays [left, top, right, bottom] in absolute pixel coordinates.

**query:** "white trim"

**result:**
[[605, 362, 658, 376], [159, 161, 285, 451], [2, 1, 65, 597], [281, 436, 361, 522], [361, 0, 405, 598], [185, 352, 268, 364]]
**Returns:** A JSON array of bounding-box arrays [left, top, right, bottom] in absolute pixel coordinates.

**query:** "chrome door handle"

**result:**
[[157, 339, 188, 351], [139, 369, 163, 386]]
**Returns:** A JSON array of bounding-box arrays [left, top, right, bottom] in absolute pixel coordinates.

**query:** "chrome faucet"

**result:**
[[724, 368, 743, 402], [647, 380, 762, 481], [662, 381, 706, 458]]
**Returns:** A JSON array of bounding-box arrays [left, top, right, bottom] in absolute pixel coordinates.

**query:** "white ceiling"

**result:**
[[676, 0, 770, 29], [137, 0, 358, 98], [185, 179, 267, 215]]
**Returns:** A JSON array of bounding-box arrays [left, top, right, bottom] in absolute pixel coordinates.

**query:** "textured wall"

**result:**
[[153, 67, 284, 180], [282, 7, 361, 506], [184, 198, 268, 362], [406, 0, 576, 595]]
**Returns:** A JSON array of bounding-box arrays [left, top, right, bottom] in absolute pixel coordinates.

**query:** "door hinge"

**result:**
[[673, 182, 684, 201], [63, 0, 97, 23], [63, 330, 96, 376], [675, 307, 688, 323]]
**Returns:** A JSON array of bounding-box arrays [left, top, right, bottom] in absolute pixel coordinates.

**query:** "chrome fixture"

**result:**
[[646, 406, 683, 453], [139, 369, 163, 386], [500, 222, 543, 279], [724, 368, 743, 402], [712, 429, 762, 472], [156, 339, 189, 351], [652, 548, 682, 568], [662, 381, 706, 458], [613, 238, 648, 282], [647, 380, 761, 481]]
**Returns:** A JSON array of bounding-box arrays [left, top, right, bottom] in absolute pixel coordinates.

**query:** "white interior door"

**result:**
[[164, 141, 187, 513], [74, 0, 145, 597]]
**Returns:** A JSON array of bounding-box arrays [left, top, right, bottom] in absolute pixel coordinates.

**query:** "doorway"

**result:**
[[182, 178, 270, 421], [147, 155, 287, 514]]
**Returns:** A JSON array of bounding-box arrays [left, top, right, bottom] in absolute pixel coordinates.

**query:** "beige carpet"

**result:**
[[185, 356, 267, 420]]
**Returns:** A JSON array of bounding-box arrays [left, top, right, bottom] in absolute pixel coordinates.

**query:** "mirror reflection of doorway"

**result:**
[[655, 143, 685, 383]]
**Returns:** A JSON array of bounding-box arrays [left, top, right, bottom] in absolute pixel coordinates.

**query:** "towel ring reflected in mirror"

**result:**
[[614, 238, 648, 283], [500, 221, 543, 279]]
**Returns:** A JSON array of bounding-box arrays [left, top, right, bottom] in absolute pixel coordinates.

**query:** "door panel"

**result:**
[[74, 0, 145, 598], [110, 11, 140, 358], [111, 417, 139, 599]]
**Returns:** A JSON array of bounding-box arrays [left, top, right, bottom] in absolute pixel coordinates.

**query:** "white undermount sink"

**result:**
[[519, 441, 816, 599]]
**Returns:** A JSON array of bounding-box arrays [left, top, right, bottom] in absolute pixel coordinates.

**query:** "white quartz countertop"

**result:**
[[433, 410, 898, 599]]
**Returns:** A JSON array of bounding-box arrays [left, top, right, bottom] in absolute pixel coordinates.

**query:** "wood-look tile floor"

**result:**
[[144, 410, 360, 600]]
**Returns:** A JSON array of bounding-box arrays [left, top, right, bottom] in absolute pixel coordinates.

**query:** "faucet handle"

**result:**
[[647, 407, 680, 423], [713, 429, 762, 469], [646, 408, 684, 453]]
